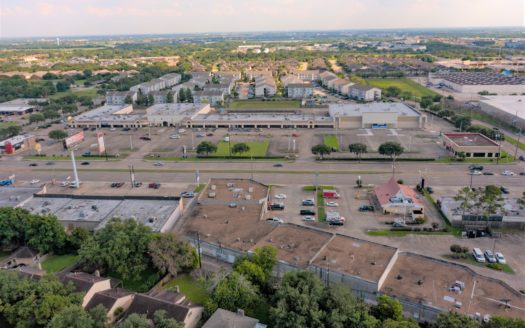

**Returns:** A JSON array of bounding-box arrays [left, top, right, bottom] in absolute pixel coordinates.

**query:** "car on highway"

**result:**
[[178, 129, 186, 133], [302, 216, 315, 222], [501, 170, 515, 176], [325, 201, 339, 207], [181, 191, 195, 198], [30, 179, 40, 184], [302, 199, 315, 206], [273, 163, 283, 167], [148, 182, 160, 189], [483, 172, 494, 176], [45, 161, 55, 166], [140, 136, 151, 141], [29, 163, 38, 167], [267, 217, 284, 224], [154, 162, 164, 166], [274, 193, 287, 199], [468, 165, 483, 171], [495, 252, 506, 264], [469, 170, 482, 175], [81, 162, 90, 165]]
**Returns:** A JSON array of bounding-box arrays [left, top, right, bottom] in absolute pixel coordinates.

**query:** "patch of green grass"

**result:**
[[164, 274, 209, 305], [109, 267, 161, 293], [0, 122, 18, 129], [303, 185, 334, 192], [443, 254, 514, 274], [505, 135, 525, 152], [215, 141, 269, 157], [42, 254, 79, 273], [144, 155, 284, 162], [366, 78, 437, 99], [49, 88, 99, 100], [230, 100, 300, 109], [435, 151, 514, 164], [323, 135, 339, 151], [316, 190, 326, 222], [194, 184, 206, 193]]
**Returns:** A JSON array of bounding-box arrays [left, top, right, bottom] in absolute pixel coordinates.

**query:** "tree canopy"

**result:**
[[348, 143, 367, 162], [148, 233, 198, 276], [48, 130, 69, 141], [196, 141, 218, 157], [311, 144, 332, 159], [231, 142, 250, 156]]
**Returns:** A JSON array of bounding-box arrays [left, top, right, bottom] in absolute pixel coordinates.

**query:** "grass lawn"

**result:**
[[505, 135, 525, 152], [366, 78, 437, 99], [316, 190, 326, 222], [49, 88, 99, 100], [230, 100, 301, 109], [323, 135, 339, 151], [215, 141, 269, 157], [42, 254, 79, 273], [303, 185, 334, 192], [109, 267, 161, 293], [0, 122, 18, 129], [443, 254, 514, 274], [435, 151, 515, 164], [194, 184, 206, 192], [164, 274, 209, 305]]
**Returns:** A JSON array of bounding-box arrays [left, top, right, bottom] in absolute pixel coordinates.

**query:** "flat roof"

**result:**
[[0, 186, 40, 207], [480, 96, 525, 121], [443, 133, 499, 147], [23, 195, 180, 232], [73, 105, 144, 123], [329, 102, 421, 117], [0, 98, 46, 106], [433, 72, 525, 86], [0, 106, 34, 113], [192, 113, 333, 123], [146, 103, 208, 117], [252, 225, 332, 267], [381, 253, 525, 319], [0, 134, 34, 147], [312, 234, 397, 283]]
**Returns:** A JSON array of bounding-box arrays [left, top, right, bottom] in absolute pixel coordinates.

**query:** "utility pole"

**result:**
[[129, 134, 133, 151], [70, 148, 80, 189], [196, 232, 202, 269], [514, 127, 522, 160]]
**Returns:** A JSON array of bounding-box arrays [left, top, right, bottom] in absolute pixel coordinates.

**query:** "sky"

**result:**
[[0, 0, 524, 38]]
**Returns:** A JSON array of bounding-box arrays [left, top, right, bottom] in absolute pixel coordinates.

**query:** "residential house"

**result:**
[[188, 72, 210, 87], [373, 177, 424, 219], [85, 288, 135, 323], [203, 309, 267, 328], [237, 82, 252, 100], [203, 83, 232, 95], [151, 90, 172, 104], [130, 79, 166, 94], [0, 247, 41, 270], [319, 71, 337, 87], [328, 79, 354, 95], [125, 290, 203, 328], [105, 91, 137, 105], [254, 75, 276, 97], [349, 84, 382, 101], [286, 83, 313, 98], [193, 90, 226, 105], [58, 272, 112, 307], [294, 70, 321, 81], [159, 73, 182, 88], [280, 75, 303, 87]]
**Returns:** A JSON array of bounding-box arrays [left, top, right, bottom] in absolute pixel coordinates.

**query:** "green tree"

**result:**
[[0, 207, 29, 251], [153, 310, 184, 328], [166, 91, 174, 103], [484, 316, 525, 328], [83, 69, 93, 78], [370, 295, 403, 322], [48, 129, 69, 141], [78, 219, 153, 280], [148, 233, 198, 276], [381, 319, 420, 328], [311, 144, 332, 159], [118, 313, 152, 328], [211, 272, 259, 312], [196, 141, 218, 157], [67, 227, 91, 250], [1, 124, 22, 138], [88, 304, 110, 328], [29, 113, 46, 124], [25, 213, 68, 253], [124, 95, 133, 104], [420, 96, 433, 109], [47, 305, 94, 328], [320, 285, 378, 328], [453, 116, 472, 131], [378, 142, 404, 176], [348, 143, 367, 162], [231, 142, 250, 156], [433, 311, 481, 328], [385, 86, 401, 98], [42, 109, 61, 120], [56, 80, 71, 92]]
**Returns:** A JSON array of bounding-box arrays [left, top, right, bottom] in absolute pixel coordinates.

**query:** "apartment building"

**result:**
[[349, 84, 382, 101]]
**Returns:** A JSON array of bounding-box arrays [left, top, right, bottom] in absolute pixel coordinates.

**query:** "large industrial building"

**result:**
[[329, 102, 426, 129], [429, 72, 525, 94], [146, 103, 211, 127], [479, 96, 525, 129]]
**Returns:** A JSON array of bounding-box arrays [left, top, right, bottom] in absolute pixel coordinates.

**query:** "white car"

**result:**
[[302, 216, 315, 222], [495, 252, 506, 264], [325, 201, 339, 207], [501, 170, 515, 176], [266, 217, 284, 224], [60, 181, 69, 187], [170, 134, 180, 139], [274, 193, 287, 199], [30, 179, 40, 184], [154, 162, 164, 166], [469, 170, 482, 176], [178, 129, 186, 133]]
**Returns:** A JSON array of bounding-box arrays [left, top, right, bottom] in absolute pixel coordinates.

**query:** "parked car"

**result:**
[[300, 209, 316, 215], [483, 172, 494, 176], [484, 250, 497, 263], [133, 181, 142, 187], [500, 186, 510, 194], [501, 170, 515, 176], [122, 127, 131, 131], [302, 199, 315, 206], [206, 133, 213, 136], [269, 203, 285, 210], [358, 205, 374, 212], [274, 193, 287, 199], [82, 152, 91, 157], [140, 136, 151, 141], [468, 165, 484, 171], [520, 171, 525, 176], [302, 216, 315, 222], [392, 218, 406, 227], [30, 179, 40, 184], [228, 202, 237, 208], [181, 191, 195, 198], [325, 201, 339, 207], [469, 170, 482, 176], [29, 163, 38, 167], [425, 186, 434, 194], [472, 248, 486, 263], [266, 217, 284, 224], [36, 138, 45, 142], [495, 252, 506, 264]]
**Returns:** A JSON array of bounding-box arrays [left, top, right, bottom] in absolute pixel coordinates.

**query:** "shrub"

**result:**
[[414, 217, 425, 225], [461, 246, 469, 254], [396, 179, 404, 184], [431, 222, 439, 229], [487, 263, 503, 271], [450, 244, 462, 253]]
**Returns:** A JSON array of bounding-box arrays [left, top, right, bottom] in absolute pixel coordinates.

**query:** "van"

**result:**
[[472, 248, 485, 263]]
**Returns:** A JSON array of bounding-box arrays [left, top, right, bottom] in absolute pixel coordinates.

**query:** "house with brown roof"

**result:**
[[125, 291, 203, 328], [203, 309, 266, 328], [0, 246, 41, 269], [374, 177, 424, 219], [58, 272, 112, 307], [319, 71, 337, 87], [85, 288, 135, 323]]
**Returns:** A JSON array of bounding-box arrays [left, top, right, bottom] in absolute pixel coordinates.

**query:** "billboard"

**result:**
[[97, 132, 105, 154], [63, 131, 85, 150]]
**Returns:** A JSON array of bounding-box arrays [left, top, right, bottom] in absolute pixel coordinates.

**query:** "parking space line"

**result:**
[[357, 129, 374, 136]]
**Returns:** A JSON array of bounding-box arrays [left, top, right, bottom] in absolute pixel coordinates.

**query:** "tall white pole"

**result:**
[[70, 149, 80, 188], [129, 135, 133, 151]]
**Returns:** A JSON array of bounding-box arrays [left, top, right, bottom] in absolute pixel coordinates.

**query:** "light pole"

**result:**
[[495, 129, 502, 165], [514, 127, 522, 160]]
